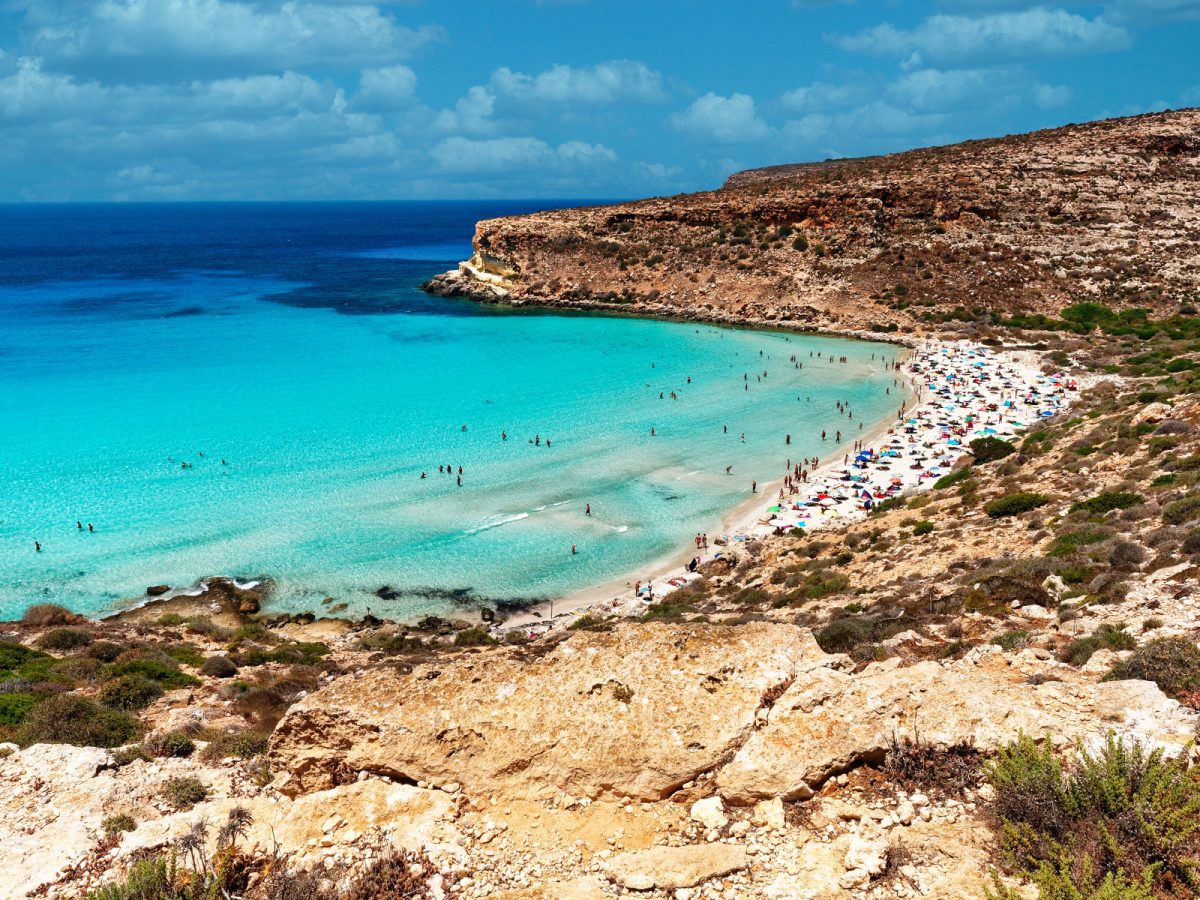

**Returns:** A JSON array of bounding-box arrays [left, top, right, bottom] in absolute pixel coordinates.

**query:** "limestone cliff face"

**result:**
[[426, 108, 1200, 332]]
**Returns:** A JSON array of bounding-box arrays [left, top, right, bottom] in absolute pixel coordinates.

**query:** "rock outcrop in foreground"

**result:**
[[270, 624, 1195, 808], [427, 108, 1200, 332]]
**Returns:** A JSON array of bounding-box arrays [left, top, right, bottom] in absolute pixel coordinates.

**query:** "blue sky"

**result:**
[[0, 0, 1197, 201]]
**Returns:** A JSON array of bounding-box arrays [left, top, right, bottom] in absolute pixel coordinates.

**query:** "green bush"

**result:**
[[987, 732, 1200, 897], [102, 813, 136, 835], [815, 617, 873, 653], [84, 855, 177, 900], [985, 493, 1050, 518], [86, 641, 126, 663], [970, 437, 1017, 464], [0, 692, 38, 726], [36, 627, 92, 651], [234, 641, 329, 667], [0, 640, 50, 679], [640, 599, 696, 622], [912, 520, 934, 536], [567, 614, 611, 631], [164, 644, 204, 667], [147, 730, 195, 758], [99, 674, 164, 710], [105, 657, 199, 690], [1106, 637, 1200, 700], [160, 776, 208, 810], [199, 728, 269, 761], [1070, 491, 1145, 516], [993, 630, 1031, 651], [1060, 624, 1136, 666], [453, 627, 497, 647], [1162, 494, 1200, 526], [18, 694, 139, 747], [1046, 528, 1111, 558], [199, 655, 238, 678]]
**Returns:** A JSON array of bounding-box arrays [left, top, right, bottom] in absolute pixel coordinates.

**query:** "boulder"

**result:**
[[1131, 402, 1172, 426], [689, 796, 728, 830], [601, 844, 749, 890], [750, 796, 786, 830], [146, 584, 170, 596], [716, 654, 1198, 804], [270, 623, 820, 801]]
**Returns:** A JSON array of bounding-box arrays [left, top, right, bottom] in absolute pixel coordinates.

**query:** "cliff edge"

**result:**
[[427, 108, 1200, 333]]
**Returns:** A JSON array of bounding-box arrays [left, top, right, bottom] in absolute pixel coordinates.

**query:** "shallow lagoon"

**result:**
[[0, 202, 900, 619]]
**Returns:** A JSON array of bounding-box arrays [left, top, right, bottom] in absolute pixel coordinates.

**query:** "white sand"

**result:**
[[500, 340, 1079, 635]]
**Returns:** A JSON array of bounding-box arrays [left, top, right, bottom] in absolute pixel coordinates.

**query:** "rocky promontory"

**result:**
[[426, 108, 1200, 334]]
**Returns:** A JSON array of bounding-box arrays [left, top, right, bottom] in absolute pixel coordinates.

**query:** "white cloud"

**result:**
[[556, 140, 618, 163], [887, 67, 996, 111], [670, 92, 771, 143], [429, 135, 617, 173], [833, 8, 1129, 64], [429, 136, 550, 173], [779, 80, 872, 112], [1034, 82, 1073, 107], [24, 0, 442, 79], [434, 85, 497, 134], [353, 64, 418, 110], [490, 60, 665, 105]]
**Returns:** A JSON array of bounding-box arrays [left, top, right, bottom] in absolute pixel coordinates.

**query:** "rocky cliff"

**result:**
[[426, 108, 1200, 333]]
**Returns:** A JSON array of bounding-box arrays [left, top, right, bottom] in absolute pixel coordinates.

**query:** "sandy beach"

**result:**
[[501, 339, 1078, 633]]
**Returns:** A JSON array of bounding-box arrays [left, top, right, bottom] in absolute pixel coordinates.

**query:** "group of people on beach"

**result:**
[[539, 340, 1077, 623]]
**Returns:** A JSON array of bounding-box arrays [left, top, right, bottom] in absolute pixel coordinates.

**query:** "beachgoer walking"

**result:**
[[585, 503, 591, 516], [88, 523, 94, 532], [76, 521, 82, 530], [751, 480, 757, 493], [571, 544, 576, 555], [35, 541, 41, 552]]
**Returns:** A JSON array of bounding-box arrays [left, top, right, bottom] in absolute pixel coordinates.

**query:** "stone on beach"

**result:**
[[601, 844, 749, 890]]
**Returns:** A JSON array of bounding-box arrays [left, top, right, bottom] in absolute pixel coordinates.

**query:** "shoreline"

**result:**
[[500, 361, 915, 630], [499, 337, 1077, 634], [69, 323, 1054, 635]]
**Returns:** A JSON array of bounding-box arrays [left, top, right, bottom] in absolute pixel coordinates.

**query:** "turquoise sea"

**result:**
[[0, 202, 901, 620]]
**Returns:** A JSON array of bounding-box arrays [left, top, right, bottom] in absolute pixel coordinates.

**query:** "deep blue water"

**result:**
[[0, 202, 899, 620]]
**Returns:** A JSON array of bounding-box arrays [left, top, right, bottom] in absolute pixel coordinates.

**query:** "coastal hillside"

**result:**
[[5, 109, 1200, 900], [427, 108, 1200, 332]]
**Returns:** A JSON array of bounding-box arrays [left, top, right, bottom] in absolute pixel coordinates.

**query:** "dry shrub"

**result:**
[[882, 730, 982, 799], [22, 603, 83, 627]]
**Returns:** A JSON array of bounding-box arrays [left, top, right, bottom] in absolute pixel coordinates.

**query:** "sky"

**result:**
[[0, 0, 1198, 201]]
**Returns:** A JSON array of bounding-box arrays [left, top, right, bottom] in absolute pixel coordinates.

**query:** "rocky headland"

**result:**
[[4, 108, 1200, 899]]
